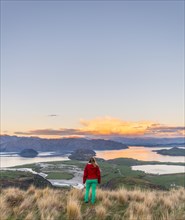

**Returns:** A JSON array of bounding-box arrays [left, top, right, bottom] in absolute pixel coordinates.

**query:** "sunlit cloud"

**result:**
[[145, 124, 185, 137], [14, 116, 185, 138], [14, 129, 83, 136], [80, 117, 154, 136]]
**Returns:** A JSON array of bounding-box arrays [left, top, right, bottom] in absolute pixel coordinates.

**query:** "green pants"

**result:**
[[84, 179, 98, 204]]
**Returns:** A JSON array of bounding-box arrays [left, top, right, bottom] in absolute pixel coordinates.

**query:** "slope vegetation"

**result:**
[[0, 186, 185, 220]]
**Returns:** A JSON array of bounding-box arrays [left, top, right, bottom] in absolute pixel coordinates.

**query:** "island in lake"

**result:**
[[19, 149, 38, 158], [153, 147, 185, 156], [69, 148, 96, 161]]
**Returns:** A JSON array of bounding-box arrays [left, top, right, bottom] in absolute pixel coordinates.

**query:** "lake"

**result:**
[[0, 152, 69, 168], [132, 165, 185, 175], [95, 146, 185, 175], [0, 146, 184, 175], [96, 146, 185, 163]]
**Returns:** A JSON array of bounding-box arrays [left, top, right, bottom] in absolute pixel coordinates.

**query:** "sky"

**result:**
[[1, 0, 185, 138]]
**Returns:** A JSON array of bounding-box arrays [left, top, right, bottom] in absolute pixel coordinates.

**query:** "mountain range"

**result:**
[[0, 135, 127, 153], [0, 135, 184, 153]]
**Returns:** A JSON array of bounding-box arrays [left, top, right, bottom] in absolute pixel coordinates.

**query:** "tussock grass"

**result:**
[[125, 201, 151, 220], [116, 187, 129, 204], [68, 188, 84, 201], [96, 188, 105, 200], [112, 214, 123, 220], [95, 205, 107, 220], [67, 196, 81, 220], [24, 211, 37, 220], [0, 197, 12, 220], [0, 186, 185, 220], [102, 197, 111, 208]]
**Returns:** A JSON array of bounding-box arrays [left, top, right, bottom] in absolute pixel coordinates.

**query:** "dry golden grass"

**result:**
[[125, 201, 151, 220], [0, 186, 185, 220], [67, 196, 82, 220], [68, 188, 84, 201], [24, 211, 37, 220], [112, 213, 123, 220], [102, 197, 112, 208], [0, 197, 12, 220], [116, 187, 129, 204], [95, 205, 107, 220], [143, 191, 156, 209], [96, 188, 105, 200]]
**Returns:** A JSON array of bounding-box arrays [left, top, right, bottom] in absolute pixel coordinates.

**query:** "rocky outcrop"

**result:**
[[69, 148, 96, 161]]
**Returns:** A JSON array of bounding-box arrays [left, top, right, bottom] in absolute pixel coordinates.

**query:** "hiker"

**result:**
[[83, 157, 101, 204]]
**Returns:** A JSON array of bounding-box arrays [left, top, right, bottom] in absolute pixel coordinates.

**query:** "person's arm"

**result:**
[[83, 164, 88, 184], [97, 166, 101, 184]]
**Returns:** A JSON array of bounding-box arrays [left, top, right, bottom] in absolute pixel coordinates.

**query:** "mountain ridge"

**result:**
[[0, 135, 127, 153]]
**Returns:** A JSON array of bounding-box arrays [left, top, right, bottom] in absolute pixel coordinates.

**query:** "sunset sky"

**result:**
[[1, 1, 184, 138]]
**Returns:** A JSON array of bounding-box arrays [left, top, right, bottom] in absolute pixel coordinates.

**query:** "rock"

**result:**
[[69, 148, 96, 161], [19, 149, 38, 158]]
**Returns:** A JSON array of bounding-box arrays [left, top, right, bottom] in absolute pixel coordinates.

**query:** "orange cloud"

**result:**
[[80, 117, 154, 136], [13, 117, 184, 138]]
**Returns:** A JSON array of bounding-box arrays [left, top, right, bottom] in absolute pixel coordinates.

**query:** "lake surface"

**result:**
[[132, 165, 185, 175], [0, 152, 69, 168], [96, 146, 185, 163], [0, 146, 185, 175]]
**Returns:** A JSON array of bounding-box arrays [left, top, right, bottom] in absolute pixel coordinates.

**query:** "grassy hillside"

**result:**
[[0, 186, 185, 220], [0, 170, 52, 189], [11, 158, 185, 190]]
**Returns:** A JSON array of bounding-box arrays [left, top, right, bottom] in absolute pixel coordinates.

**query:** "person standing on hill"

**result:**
[[83, 157, 101, 204]]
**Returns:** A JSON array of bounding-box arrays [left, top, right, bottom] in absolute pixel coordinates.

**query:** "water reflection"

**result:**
[[0, 154, 69, 168], [96, 146, 185, 163]]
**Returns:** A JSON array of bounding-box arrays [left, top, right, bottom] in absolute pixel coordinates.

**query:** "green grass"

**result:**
[[144, 173, 185, 188], [12, 163, 42, 172], [105, 158, 185, 189], [7, 158, 185, 190], [61, 160, 85, 168], [108, 157, 185, 166], [46, 172, 73, 180], [0, 170, 33, 179], [97, 160, 145, 181]]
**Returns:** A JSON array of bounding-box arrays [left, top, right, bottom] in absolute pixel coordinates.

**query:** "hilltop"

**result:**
[[0, 186, 185, 220]]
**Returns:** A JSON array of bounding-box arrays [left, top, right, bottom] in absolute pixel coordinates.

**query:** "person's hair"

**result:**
[[89, 157, 98, 167]]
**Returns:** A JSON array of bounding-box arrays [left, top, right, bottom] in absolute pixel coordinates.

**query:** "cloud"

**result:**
[[145, 124, 185, 137], [47, 114, 59, 117], [14, 117, 185, 138], [15, 129, 83, 136], [80, 117, 154, 136]]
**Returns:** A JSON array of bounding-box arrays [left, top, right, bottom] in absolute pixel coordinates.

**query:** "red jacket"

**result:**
[[83, 163, 101, 184]]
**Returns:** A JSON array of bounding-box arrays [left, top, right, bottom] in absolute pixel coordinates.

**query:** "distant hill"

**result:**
[[0, 135, 127, 153], [111, 137, 185, 146], [153, 147, 185, 156]]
